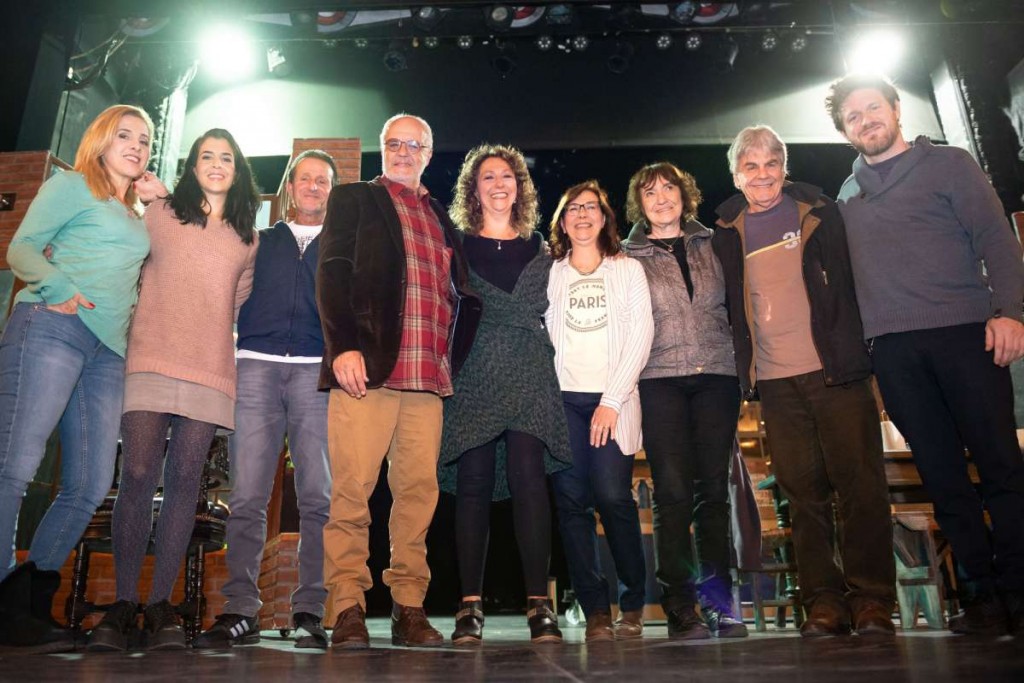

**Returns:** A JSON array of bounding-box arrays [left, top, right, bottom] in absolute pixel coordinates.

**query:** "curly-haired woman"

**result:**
[[439, 144, 571, 645]]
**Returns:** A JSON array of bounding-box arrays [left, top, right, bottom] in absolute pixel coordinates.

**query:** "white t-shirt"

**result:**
[[236, 222, 323, 364], [560, 268, 609, 392], [289, 221, 322, 255]]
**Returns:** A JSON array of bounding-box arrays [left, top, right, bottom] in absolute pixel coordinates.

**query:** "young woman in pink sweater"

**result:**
[[88, 129, 259, 651]]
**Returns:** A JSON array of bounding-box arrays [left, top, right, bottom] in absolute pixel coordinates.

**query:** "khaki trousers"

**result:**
[[323, 387, 442, 615]]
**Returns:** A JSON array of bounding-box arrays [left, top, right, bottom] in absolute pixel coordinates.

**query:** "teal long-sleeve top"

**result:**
[[7, 171, 150, 357]]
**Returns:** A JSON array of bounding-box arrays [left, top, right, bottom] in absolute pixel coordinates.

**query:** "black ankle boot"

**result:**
[[451, 599, 484, 645], [526, 598, 562, 643], [0, 562, 76, 652]]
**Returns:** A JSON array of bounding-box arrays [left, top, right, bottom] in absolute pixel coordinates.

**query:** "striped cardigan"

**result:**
[[545, 254, 654, 455]]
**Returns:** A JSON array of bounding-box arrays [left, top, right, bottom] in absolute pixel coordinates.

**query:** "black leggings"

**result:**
[[455, 431, 551, 598], [112, 410, 216, 603]]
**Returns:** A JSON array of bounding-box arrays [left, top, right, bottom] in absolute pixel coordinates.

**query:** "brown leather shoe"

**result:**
[[331, 604, 369, 649], [392, 604, 444, 647], [585, 611, 615, 642], [800, 600, 852, 638], [612, 610, 644, 639], [853, 602, 896, 636]]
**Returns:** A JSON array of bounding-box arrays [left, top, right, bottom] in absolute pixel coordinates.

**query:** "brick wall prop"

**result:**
[[0, 152, 70, 270]]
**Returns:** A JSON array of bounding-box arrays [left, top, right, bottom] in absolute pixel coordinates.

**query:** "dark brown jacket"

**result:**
[[712, 181, 871, 396], [316, 180, 481, 391]]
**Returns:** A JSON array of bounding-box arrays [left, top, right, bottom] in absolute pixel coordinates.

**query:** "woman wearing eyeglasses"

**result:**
[[439, 144, 571, 645], [545, 180, 653, 642], [621, 162, 744, 640]]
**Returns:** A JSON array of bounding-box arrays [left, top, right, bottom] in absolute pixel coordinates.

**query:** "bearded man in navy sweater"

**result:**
[[194, 150, 338, 649], [827, 74, 1024, 636]]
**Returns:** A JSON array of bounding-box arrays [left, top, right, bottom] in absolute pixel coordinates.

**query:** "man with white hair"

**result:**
[[713, 125, 896, 637], [317, 114, 480, 649]]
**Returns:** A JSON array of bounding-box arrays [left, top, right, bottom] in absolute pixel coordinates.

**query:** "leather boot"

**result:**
[[526, 597, 562, 643], [584, 611, 614, 642], [331, 604, 370, 649], [800, 598, 852, 637], [391, 604, 443, 647], [451, 599, 484, 645], [0, 562, 76, 652]]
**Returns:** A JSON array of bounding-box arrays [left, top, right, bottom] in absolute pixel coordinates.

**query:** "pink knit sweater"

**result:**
[[125, 200, 257, 399]]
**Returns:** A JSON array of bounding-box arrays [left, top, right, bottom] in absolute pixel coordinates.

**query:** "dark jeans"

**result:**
[[758, 372, 896, 612], [872, 323, 1024, 597], [551, 392, 646, 617], [455, 431, 551, 598], [639, 374, 740, 612]]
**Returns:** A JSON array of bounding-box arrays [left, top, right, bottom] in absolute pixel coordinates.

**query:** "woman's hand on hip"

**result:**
[[47, 292, 94, 315]]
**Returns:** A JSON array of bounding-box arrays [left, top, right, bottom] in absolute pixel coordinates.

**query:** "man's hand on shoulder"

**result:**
[[332, 350, 369, 398], [985, 316, 1024, 366]]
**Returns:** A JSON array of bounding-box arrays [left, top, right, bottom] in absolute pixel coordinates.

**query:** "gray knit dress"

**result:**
[[439, 235, 572, 500]]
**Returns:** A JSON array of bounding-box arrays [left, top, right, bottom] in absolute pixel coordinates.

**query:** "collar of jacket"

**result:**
[[851, 134, 933, 195], [622, 218, 712, 254], [714, 180, 826, 228]]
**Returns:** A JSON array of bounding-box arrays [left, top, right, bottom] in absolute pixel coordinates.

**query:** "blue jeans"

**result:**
[[552, 391, 646, 617], [0, 303, 124, 578], [222, 359, 331, 618]]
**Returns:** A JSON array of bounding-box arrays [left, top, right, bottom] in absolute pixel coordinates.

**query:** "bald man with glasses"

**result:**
[[317, 114, 480, 649]]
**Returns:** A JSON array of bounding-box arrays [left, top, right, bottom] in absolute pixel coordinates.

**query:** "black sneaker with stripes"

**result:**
[[191, 613, 260, 649]]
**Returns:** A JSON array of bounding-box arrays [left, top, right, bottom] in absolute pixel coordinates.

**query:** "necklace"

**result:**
[[569, 258, 602, 276], [480, 232, 516, 251], [650, 233, 683, 253]]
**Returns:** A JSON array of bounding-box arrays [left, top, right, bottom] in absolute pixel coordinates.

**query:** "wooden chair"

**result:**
[[741, 474, 803, 631]]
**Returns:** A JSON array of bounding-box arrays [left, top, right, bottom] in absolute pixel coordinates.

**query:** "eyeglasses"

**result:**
[[565, 202, 601, 217], [384, 138, 430, 154]]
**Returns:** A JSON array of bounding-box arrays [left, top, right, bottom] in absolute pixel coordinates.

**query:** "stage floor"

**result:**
[[2, 616, 1022, 682]]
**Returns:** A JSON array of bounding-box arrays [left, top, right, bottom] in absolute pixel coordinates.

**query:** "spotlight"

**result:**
[[535, 34, 553, 51], [199, 25, 258, 80], [655, 33, 673, 50], [669, 2, 699, 25], [790, 33, 808, 52], [546, 4, 574, 26], [413, 6, 443, 31], [457, 35, 474, 50], [382, 42, 408, 72], [684, 32, 702, 51], [761, 31, 779, 52], [571, 35, 589, 52], [423, 36, 440, 49], [606, 41, 634, 74], [711, 36, 739, 73], [484, 5, 514, 31], [266, 46, 291, 77], [849, 29, 903, 74], [354, 38, 369, 49]]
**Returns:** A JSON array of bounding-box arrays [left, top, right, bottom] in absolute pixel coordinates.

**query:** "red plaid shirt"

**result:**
[[376, 175, 454, 396]]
